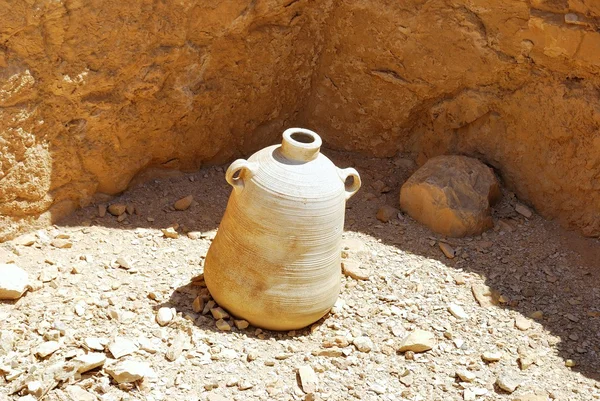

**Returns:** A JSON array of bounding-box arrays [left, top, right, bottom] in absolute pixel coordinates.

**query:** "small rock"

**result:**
[[26, 381, 43, 397], [238, 380, 253, 390], [234, 319, 249, 330], [342, 259, 369, 280], [182, 231, 200, 241], [126, 203, 135, 215], [472, 283, 499, 307], [65, 385, 96, 401], [192, 296, 204, 313], [14, 234, 36, 247], [376, 205, 398, 223], [456, 369, 476, 382], [448, 303, 468, 319], [108, 337, 138, 359], [496, 373, 522, 393], [35, 341, 60, 358], [84, 337, 106, 351], [174, 195, 194, 211], [482, 351, 502, 363], [51, 238, 73, 249], [74, 352, 107, 373], [247, 350, 259, 361], [565, 359, 576, 367], [0, 264, 30, 300], [216, 319, 231, 331], [515, 203, 532, 218], [108, 204, 127, 216], [156, 307, 174, 326], [353, 336, 374, 353], [439, 243, 456, 259], [162, 227, 179, 239], [397, 330, 436, 353], [298, 365, 318, 394], [98, 204, 107, 217], [515, 315, 532, 331], [105, 360, 154, 383], [210, 307, 229, 320], [115, 256, 132, 270]]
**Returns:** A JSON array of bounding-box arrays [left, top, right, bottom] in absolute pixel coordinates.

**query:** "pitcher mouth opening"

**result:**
[[281, 128, 322, 162]]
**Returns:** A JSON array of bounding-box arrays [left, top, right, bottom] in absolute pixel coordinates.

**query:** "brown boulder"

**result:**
[[400, 156, 501, 237]]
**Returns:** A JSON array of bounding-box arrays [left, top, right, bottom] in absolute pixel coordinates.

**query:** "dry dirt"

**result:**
[[1, 152, 599, 401]]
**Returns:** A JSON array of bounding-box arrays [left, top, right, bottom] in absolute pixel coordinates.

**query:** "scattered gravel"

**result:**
[[0, 151, 599, 400]]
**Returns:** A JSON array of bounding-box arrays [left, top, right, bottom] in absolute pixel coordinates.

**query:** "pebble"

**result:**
[[27, 381, 43, 398], [108, 204, 127, 216], [216, 319, 231, 331], [439, 242, 456, 259], [515, 203, 532, 218], [495, 372, 522, 393], [565, 359, 576, 367], [471, 283, 497, 307], [162, 227, 179, 239], [192, 296, 204, 313], [210, 307, 229, 320], [35, 341, 60, 358], [482, 350, 502, 362], [156, 307, 174, 326], [0, 264, 30, 300], [456, 369, 476, 382], [342, 260, 369, 280], [515, 315, 532, 331], [397, 330, 436, 353], [98, 204, 107, 217], [115, 256, 132, 270], [14, 233, 36, 246], [105, 360, 155, 383], [84, 337, 106, 351], [298, 365, 318, 394], [174, 195, 194, 211], [238, 380, 253, 390], [108, 337, 138, 359], [74, 352, 107, 373], [234, 319, 249, 330], [376, 205, 398, 223], [353, 336, 374, 352], [51, 238, 73, 248], [448, 303, 468, 319]]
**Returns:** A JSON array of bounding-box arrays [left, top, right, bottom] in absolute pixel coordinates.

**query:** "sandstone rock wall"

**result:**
[[0, 0, 598, 239], [0, 0, 332, 240], [302, 0, 600, 236]]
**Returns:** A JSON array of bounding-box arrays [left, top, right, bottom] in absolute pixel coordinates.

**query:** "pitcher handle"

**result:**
[[338, 167, 361, 200], [226, 159, 258, 192]]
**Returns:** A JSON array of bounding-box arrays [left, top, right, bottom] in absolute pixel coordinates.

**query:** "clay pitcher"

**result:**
[[204, 128, 361, 331]]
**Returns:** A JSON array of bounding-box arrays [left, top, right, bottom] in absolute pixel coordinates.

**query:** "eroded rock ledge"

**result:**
[[0, 0, 598, 239]]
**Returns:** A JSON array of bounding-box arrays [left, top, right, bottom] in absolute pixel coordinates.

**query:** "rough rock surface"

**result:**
[[0, 0, 599, 239], [400, 155, 501, 237]]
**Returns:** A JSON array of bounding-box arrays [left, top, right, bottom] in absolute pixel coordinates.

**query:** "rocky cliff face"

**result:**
[[0, 0, 598, 239]]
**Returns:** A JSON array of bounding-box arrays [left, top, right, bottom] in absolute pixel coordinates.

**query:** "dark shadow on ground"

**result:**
[[156, 282, 323, 341], [58, 148, 600, 382]]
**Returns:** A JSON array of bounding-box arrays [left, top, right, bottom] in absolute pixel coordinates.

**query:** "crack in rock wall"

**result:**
[[0, 0, 598, 239]]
